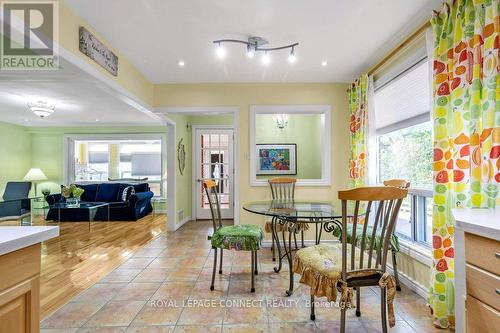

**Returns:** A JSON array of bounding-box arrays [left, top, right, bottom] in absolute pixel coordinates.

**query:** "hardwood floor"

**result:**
[[30, 215, 166, 319]]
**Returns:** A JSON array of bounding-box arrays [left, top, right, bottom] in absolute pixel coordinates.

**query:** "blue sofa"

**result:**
[[45, 182, 154, 221]]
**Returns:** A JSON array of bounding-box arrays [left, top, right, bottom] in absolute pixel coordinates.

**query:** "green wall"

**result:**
[[166, 114, 234, 222], [0, 122, 32, 195], [255, 114, 322, 179]]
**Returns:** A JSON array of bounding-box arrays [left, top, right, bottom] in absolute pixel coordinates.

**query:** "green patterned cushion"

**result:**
[[333, 224, 400, 253], [211, 225, 263, 251]]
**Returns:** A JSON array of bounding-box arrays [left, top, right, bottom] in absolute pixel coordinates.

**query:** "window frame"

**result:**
[[374, 56, 433, 247], [63, 133, 167, 197]]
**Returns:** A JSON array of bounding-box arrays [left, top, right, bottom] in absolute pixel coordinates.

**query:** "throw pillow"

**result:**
[[121, 186, 135, 202]]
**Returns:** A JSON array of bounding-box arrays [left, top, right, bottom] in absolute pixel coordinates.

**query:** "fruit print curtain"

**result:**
[[348, 74, 369, 187], [429, 0, 499, 329]]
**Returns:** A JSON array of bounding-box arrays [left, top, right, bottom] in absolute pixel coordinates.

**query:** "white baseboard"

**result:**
[[261, 239, 429, 299], [154, 210, 167, 214], [175, 216, 191, 230]]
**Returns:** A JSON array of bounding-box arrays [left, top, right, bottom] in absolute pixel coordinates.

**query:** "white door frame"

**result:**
[[192, 125, 234, 220], [155, 106, 240, 225]]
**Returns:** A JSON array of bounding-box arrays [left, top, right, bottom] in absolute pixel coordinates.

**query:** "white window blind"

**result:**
[[374, 60, 431, 133]]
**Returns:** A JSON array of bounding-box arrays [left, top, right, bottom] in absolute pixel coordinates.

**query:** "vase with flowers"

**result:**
[[62, 184, 85, 206]]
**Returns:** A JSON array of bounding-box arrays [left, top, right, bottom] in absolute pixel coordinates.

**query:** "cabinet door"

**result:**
[[0, 276, 39, 333]]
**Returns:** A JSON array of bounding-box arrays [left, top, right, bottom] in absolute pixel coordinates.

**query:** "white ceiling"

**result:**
[[0, 60, 161, 127], [65, 0, 441, 83]]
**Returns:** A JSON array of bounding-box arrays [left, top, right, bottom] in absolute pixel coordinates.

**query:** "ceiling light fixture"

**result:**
[[178, 60, 185, 67], [213, 36, 298, 65], [27, 101, 55, 118], [215, 42, 226, 59], [273, 114, 289, 130], [321, 60, 328, 67], [288, 47, 296, 64], [261, 51, 271, 66]]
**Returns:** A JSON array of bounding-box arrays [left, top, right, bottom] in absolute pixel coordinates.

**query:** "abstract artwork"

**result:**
[[256, 144, 296, 175]]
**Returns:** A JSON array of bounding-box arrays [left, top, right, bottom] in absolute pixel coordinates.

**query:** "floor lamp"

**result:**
[[23, 168, 48, 196]]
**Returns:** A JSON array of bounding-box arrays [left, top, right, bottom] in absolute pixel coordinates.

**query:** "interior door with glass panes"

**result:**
[[195, 129, 234, 219]]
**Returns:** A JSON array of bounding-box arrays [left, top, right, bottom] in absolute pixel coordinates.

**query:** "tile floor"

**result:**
[[41, 220, 444, 333]]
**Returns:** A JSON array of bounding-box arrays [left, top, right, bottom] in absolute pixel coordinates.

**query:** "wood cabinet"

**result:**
[[0, 244, 41, 333], [454, 209, 500, 333]]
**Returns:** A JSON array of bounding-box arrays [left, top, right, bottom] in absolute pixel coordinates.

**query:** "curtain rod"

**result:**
[[367, 20, 431, 76]]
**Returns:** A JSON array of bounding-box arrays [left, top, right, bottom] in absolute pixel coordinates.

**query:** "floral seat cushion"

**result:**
[[211, 224, 263, 251], [332, 224, 400, 252]]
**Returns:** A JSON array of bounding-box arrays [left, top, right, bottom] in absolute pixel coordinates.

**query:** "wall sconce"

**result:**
[[273, 114, 289, 130]]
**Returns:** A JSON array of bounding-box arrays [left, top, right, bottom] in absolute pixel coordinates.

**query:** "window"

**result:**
[[66, 135, 165, 196], [374, 59, 432, 246]]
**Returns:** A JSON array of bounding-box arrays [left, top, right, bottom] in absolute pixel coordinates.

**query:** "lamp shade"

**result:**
[[23, 168, 48, 181]]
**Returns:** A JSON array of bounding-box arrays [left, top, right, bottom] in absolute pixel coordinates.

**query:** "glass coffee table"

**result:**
[[49, 202, 110, 231]]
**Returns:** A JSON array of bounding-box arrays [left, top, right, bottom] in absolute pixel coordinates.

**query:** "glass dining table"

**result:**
[[243, 200, 344, 296]]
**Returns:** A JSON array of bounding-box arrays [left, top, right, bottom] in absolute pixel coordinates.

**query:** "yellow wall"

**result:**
[[59, 1, 154, 105], [155, 83, 351, 240]]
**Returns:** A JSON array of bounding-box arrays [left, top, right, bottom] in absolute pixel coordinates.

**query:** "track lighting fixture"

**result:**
[[213, 36, 298, 66]]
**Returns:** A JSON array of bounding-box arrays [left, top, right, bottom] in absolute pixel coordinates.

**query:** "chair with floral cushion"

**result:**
[[293, 186, 408, 333], [332, 179, 410, 291], [204, 180, 263, 292]]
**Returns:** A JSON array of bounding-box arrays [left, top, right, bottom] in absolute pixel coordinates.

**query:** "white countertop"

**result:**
[[0, 226, 59, 256], [452, 208, 500, 241]]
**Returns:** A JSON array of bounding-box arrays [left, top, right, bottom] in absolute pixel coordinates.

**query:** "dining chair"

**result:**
[[265, 177, 307, 261], [332, 179, 410, 291], [204, 180, 263, 292], [294, 186, 408, 333]]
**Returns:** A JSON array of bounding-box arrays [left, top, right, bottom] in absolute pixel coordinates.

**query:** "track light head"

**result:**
[[247, 44, 255, 58], [215, 42, 226, 59], [261, 52, 271, 65], [288, 47, 296, 64]]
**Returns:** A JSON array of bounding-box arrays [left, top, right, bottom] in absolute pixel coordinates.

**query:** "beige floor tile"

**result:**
[[223, 300, 267, 324], [84, 301, 145, 327], [41, 302, 106, 328], [132, 268, 171, 283], [151, 281, 195, 301], [148, 257, 181, 269], [41, 329, 78, 333], [76, 328, 126, 333], [363, 320, 416, 333], [222, 323, 269, 333], [316, 321, 368, 333], [269, 322, 316, 333], [131, 302, 183, 326], [177, 305, 226, 326], [119, 258, 155, 269], [173, 325, 221, 333], [71, 283, 127, 303], [167, 267, 202, 281], [113, 282, 161, 301], [132, 247, 165, 258], [101, 269, 143, 283], [125, 327, 174, 333]]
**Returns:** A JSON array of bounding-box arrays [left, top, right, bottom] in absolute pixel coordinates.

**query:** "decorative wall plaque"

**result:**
[[79, 26, 118, 76]]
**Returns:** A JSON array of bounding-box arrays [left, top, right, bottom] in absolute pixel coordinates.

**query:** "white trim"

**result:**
[[156, 106, 237, 115], [249, 105, 331, 187], [398, 239, 433, 266], [192, 126, 235, 220], [157, 107, 241, 225], [408, 187, 433, 198], [176, 215, 192, 229], [386, 264, 429, 299]]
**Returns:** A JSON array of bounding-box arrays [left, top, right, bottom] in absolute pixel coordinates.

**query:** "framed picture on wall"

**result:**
[[256, 144, 297, 175]]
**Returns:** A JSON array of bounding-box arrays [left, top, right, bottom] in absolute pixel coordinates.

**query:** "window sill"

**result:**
[[397, 238, 432, 267]]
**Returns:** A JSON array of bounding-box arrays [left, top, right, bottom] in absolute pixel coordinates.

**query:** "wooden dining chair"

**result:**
[[204, 180, 263, 292], [294, 186, 408, 333], [265, 177, 307, 261]]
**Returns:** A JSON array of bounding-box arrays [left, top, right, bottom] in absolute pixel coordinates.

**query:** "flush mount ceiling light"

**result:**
[[213, 36, 298, 65], [27, 101, 55, 118]]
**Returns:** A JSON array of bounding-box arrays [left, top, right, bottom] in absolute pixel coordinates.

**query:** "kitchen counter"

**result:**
[[0, 226, 59, 256]]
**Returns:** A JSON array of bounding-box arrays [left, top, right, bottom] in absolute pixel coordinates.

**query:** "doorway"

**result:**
[[193, 127, 234, 219]]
